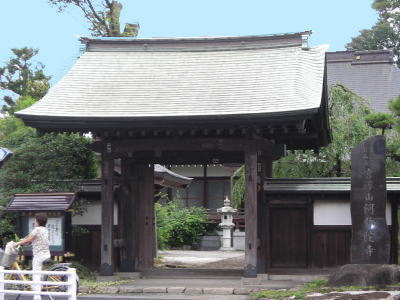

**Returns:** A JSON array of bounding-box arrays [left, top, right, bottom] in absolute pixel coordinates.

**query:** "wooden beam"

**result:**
[[117, 151, 244, 165], [244, 143, 258, 277], [91, 138, 286, 154], [100, 148, 114, 276]]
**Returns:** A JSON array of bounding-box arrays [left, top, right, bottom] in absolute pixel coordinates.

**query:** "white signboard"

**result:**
[[28, 217, 63, 246]]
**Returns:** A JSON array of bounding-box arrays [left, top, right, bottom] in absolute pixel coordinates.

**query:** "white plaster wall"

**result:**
[[313, 200, 392, 226], [72, 202, 118, 225]]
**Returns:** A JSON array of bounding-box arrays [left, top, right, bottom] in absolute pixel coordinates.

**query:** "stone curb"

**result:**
[[80, 286, 255, 295], [185, 287, 203, 294], [143, 287, 168, 293]]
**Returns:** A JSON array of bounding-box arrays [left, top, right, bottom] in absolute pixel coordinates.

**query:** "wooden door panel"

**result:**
[[270, 207, 307, 268]]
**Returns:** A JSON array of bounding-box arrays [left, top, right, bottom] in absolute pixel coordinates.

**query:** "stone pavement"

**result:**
[[81, 275, 304, 297], [84, 267, 310, 298], [85, 250, 331, 298]]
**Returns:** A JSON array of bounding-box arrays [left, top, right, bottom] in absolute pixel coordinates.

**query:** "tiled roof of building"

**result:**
[[326, 50, 400, 112], [154, 164, 193, 188], [80, 164, 192, 191], [7, 193, 76, 211], [16, 32, 328, 125]]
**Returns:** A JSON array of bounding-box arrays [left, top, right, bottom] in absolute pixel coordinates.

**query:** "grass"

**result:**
[[80, 278, 133, 288], [251, 280, 388, 299], [79, 278, 134, 294], [154, 255, 164, 265]]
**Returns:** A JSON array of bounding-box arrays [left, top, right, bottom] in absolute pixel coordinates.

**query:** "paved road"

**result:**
[[4, 295, 246, 300], [5, 297, 190, 300]]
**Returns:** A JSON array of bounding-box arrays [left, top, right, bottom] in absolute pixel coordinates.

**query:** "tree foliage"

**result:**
[[232, 166, 244, 208], [0, 70, 97, 245], [0, 131, 97, 201], [0, 48, 50, 114], [274, 85, 376, 178], [347, 1, 400, 66], [232, 85, 378, 206], [232, 85, 400, 207], [365, 112, 395, 134], [155, 199, 207, 249], [386, 95, 400, 164], [0, 122, 97, 244], [48, 0, 139, 37]]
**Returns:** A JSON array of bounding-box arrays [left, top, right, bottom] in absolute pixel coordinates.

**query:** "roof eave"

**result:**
[[16, 108, 320, 128]]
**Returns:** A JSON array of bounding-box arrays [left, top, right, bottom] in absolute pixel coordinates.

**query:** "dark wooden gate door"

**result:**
[[270, 207, 308, 268]]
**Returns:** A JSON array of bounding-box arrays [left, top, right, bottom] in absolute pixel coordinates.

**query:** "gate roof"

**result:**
[[15, 31, 330, 150]]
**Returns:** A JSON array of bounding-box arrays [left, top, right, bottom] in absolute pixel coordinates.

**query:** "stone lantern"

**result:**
[[217, 196, 237, 251]]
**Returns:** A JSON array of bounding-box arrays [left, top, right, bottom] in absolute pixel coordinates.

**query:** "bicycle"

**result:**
[[0, 247, 79, 300]]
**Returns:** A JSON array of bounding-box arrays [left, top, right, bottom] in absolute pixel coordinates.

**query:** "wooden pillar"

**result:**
[[257, 156, 271, 273], [64, 212, 72, 252], [136, 163, 155, 270], [203, 164, 208, 208], [119, 158, 137, 271], [100, 147, 114, 276], [244, 143, 258, 277], [391, 199, 398, 264]]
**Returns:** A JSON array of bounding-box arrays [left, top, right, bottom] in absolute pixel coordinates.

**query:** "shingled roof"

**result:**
[[7, 193, 76, 211], [16, 33, 326, 121], [326, 50, 400, 112]]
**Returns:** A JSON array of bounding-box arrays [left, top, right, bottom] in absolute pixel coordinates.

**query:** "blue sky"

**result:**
[[1, 0, 378, 85]]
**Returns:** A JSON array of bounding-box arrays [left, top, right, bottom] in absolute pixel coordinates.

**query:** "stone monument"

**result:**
[[350, 135, 390, 264], [329, 136, 400, 286], [217, 196, 237, 251]]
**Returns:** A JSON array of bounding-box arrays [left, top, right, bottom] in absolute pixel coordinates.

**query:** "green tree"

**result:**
[[155, 199, 207, 249], [0, 95, 98, 245], [0, 131, 97, 200], [347, 1, 400, 66], [386, 95, 400, 164], [0, 48, 50, 114], [365, 112, 396, 134], [232, 85, 380, 207], [0, 127, 97, 244], [373, 0, 400, 24], [232, 166, 244, 208], [274, 85, 376, 178], [48, 0, 139, 37]]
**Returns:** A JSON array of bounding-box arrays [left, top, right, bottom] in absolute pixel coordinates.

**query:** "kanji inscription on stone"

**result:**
[[350, 135, 390, 264]]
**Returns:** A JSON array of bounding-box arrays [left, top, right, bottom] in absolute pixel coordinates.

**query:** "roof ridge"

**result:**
[[80, 31, 312, 43]]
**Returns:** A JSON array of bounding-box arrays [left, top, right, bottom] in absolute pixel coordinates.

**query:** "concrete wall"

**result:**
[[313, 200, 392, 225]]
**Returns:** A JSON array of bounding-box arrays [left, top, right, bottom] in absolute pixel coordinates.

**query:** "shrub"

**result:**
[[67, 260, 97, 281], [155, 199, 207, 249]]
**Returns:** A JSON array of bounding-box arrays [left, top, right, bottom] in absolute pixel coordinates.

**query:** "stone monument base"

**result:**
[[329, 264, 400, 286]]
